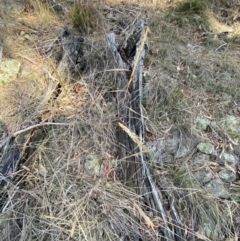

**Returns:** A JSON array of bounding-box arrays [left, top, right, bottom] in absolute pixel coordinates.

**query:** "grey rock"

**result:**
[[148, 127, 197, 164], [221, 115, 240, 138], [219, 169, 236, 182], [193, 170, 213, 184], [204, 179, 230, 199], [196, 117, 211, 131], [221, 152, 238, 164], [197, 143, 215, 155], [193, 153, 210, 167]]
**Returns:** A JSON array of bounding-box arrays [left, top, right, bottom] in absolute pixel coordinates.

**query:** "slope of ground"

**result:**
[[0, 0, 240, 240]]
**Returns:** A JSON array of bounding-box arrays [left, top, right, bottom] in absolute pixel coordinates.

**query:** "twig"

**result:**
[[2, 186, 19, 213], [13, 122, 71, 137], [17, 54, 37, 64], [215, 42, 227, 52]]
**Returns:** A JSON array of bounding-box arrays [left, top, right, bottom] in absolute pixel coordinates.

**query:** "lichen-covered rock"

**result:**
[[221, 115, 240, 138], [0, 59, 21, 85], [221, 152, 239, 164], [193, 153, 210, 167], [197, 143, 216, 155], [196, 117, 211, 131], [204, 179, 230, 199], [219, 169, 236, 183], [193, 170, 213, 184], [148, 127, 196, 163], [85, 154, 101, 176]]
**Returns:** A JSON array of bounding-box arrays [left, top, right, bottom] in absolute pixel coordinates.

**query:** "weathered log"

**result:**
[[0, 121, 21, 188], [45, 27, 86, 78], [57, 27, 86, 76], [108, 20, 186, 240]]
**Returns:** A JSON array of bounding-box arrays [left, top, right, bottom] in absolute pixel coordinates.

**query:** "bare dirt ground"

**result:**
[[0, 0, 240, 240]]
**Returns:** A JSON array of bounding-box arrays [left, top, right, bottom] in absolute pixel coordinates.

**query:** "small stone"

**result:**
[[204, 179, 230, 199], [193, 170, 213, 184], [196, 117, 211, 131], [0, 59, 21, 85], [18, 37, 26, 42], [222, 115, 240, 138], [197, 143, 215, 155], [24, 34, 33, 42], [219, 169, 236, 183], [193, 153, 210, 167], [221, 152, 238, 164], [85, 154, 101, 176]]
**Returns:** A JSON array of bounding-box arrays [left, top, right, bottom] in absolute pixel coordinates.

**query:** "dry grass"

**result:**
[[0, 0, 240, 240], [145, 0, 240, 239], [0, 135, 154, 240], [28, 0, 57, 27]]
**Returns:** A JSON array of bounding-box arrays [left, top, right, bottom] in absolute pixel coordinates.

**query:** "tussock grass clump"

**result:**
[[174, 0, 208, 15], [166, 0, 209, 29], [29, 0, 56, 26], [70, 4, 101, 33]]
